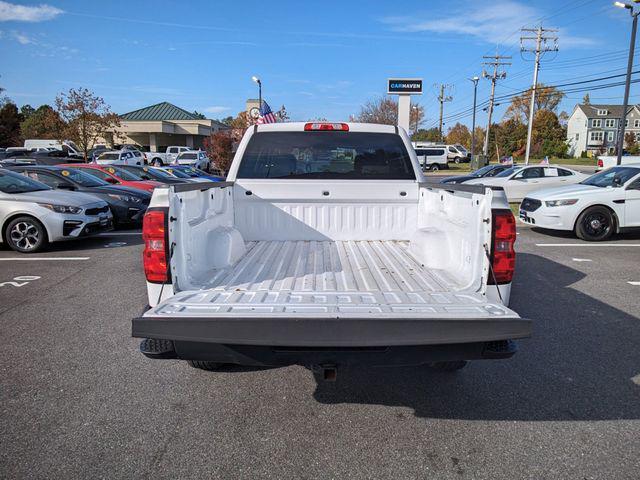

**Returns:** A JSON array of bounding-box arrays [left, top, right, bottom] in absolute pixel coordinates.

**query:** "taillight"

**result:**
[[304, 122, 349, 131], [488, 210, 516, 285], [142, 209, 169, 283], [597, 158, 603, 168]]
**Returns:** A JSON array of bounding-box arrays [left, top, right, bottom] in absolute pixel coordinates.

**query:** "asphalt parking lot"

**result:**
[[1, 224, 639, 479]]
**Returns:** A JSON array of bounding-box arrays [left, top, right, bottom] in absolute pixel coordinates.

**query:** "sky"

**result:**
[[0, 0, 638, 130]]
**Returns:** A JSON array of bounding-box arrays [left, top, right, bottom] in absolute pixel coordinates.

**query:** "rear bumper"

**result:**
[[132, 314, 531, 348]]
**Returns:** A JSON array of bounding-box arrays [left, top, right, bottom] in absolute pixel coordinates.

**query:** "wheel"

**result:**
[[430, 164, 440, 171], [4, 216, 48, 253], [152, 159, 163, 167], [454, 156, 461, 164], [187, 360, 224, 371], [428, 361, 468, 372], [575, 206, 615, 241]]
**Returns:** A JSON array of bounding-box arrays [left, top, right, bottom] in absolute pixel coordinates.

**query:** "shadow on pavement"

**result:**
[[42, 229, 143, 252], [530, 227, 640, 241], [312, 253, 640, 421]]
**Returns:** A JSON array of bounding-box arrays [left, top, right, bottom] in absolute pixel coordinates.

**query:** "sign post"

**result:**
[[387, 78, 423, 133]]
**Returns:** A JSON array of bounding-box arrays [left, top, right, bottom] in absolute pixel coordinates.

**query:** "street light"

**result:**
[[251, 75, 262, 109], [614, 0, 639, 165], [469, 76, 480, 157]]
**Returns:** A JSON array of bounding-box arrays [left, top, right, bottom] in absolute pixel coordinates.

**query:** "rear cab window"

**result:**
[[236, 132, 416, 180]]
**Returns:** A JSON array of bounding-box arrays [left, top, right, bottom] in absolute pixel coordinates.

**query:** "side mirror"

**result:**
[[105, 177, 118, 184], [57, 183, 75, 191], [613, 176, 623, 187]]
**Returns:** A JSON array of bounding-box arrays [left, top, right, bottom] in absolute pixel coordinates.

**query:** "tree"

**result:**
[[0, 102, 23, 147], [20, 105, 65, 140], [352, 97, 424, 128], [582, 93, 591, 105], [411, 128, 440, 142], [276, 105, 289, 122], [625, 131, 640, 154], [217, 116, 234, 126], [532, 110, 567, 158], [20, 104, 36, 120], [192, 110, 206, 119], [504, 84, 565, 122], [445, 123, 471, 148], [203, 131, 234, 173], [55, 88, 120, 162]]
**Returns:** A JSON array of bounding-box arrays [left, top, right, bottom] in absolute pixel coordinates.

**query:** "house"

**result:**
[[113, 102, 230, 152], [566, 104, 640, 157]]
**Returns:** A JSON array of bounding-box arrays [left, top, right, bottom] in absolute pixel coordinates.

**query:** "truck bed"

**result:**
[[150, 240, 511, 318]]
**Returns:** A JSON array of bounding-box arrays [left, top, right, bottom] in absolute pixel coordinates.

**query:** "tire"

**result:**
[[4, 216, 48, 253], [454, 156, 461, 164], [152, 158, 163, 167], [575, 206, 615, 241], [187, 360, 224, 371], [428, 361, 468, 372], [430, 164, 440, 171]]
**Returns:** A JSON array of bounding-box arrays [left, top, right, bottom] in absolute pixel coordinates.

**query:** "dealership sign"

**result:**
[[387, 79, 423, 95]]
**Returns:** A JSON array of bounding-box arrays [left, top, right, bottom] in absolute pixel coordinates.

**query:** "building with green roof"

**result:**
[[115, 102, 229, 152]]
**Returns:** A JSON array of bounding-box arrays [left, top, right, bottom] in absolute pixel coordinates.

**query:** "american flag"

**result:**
[[539, 156, 549, 165], [257, 101, 277, 124]]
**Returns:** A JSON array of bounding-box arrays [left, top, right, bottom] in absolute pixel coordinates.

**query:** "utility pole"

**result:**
[[521, 25, 559, 165], [614, 1, 639, 165], [436, 84, 453, 142], [469, 76, 479, 157], [482, 55, 511, 158]]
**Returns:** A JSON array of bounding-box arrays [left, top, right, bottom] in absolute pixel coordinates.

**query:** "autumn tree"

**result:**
[[20, 105, 66, 140], [445, 123, 471, 148], [504, 84, 565, 122], [203, 130, 234, 173], [0, 102, 23, 147], [353, 97, 424, 129], [412, 128, 440, 142], [55, 88, 120, 162], [582, 93, 591, 105]]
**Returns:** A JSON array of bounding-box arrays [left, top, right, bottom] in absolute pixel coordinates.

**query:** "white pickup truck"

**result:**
[[146, 146, 193, 166], [596, 155, 640, 172], [132, 122, 530, 379]]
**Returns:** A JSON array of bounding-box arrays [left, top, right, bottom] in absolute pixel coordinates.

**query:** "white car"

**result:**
[[96, 150, 143, 166], [174, 150, 209, 170], [465, 165, 588, 202], [596, 155, 640, 172], [519, 164, 640, 241], [413, 144, 449, 171], [0, 170, 113, 252]]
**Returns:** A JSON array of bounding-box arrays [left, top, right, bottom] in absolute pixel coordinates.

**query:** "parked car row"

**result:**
[[0, 163, 224, 253], [437, 162, 640, 241]]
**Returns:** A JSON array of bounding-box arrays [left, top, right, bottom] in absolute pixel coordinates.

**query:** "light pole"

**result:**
[[614, 1, 639, 165], [469, 76, 479, 158], [251, 75, 262, 109]]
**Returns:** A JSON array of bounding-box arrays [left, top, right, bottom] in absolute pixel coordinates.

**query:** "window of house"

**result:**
[[626, 119, 629, 127], [635, 119, 640, 128], [590, 131, 604, 141], [607, 131, 615, 142], [592, 119, 602, 128], [575, 133, 579, 141], [636, 132, 640, 141], [597, 109, 608, 115], [605, 119, 616, 128]]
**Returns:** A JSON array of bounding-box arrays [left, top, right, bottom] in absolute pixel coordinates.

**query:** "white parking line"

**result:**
[[571, 258, 592, 262], [536, 243, 640, 247], [628, 281, 640, 286], [0, 257, 90, 261]]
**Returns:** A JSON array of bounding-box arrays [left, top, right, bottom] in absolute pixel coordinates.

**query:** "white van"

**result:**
[[413, 143, 449, 171]]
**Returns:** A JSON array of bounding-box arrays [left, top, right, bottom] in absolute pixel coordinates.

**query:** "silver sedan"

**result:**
[[0, 169, 113, 253]]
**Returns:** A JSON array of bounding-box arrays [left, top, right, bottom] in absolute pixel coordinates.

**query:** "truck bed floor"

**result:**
[[154, 241, 512, 318]]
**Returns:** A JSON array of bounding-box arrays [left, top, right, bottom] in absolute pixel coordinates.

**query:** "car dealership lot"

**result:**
[[1, 227, 639, 479]]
